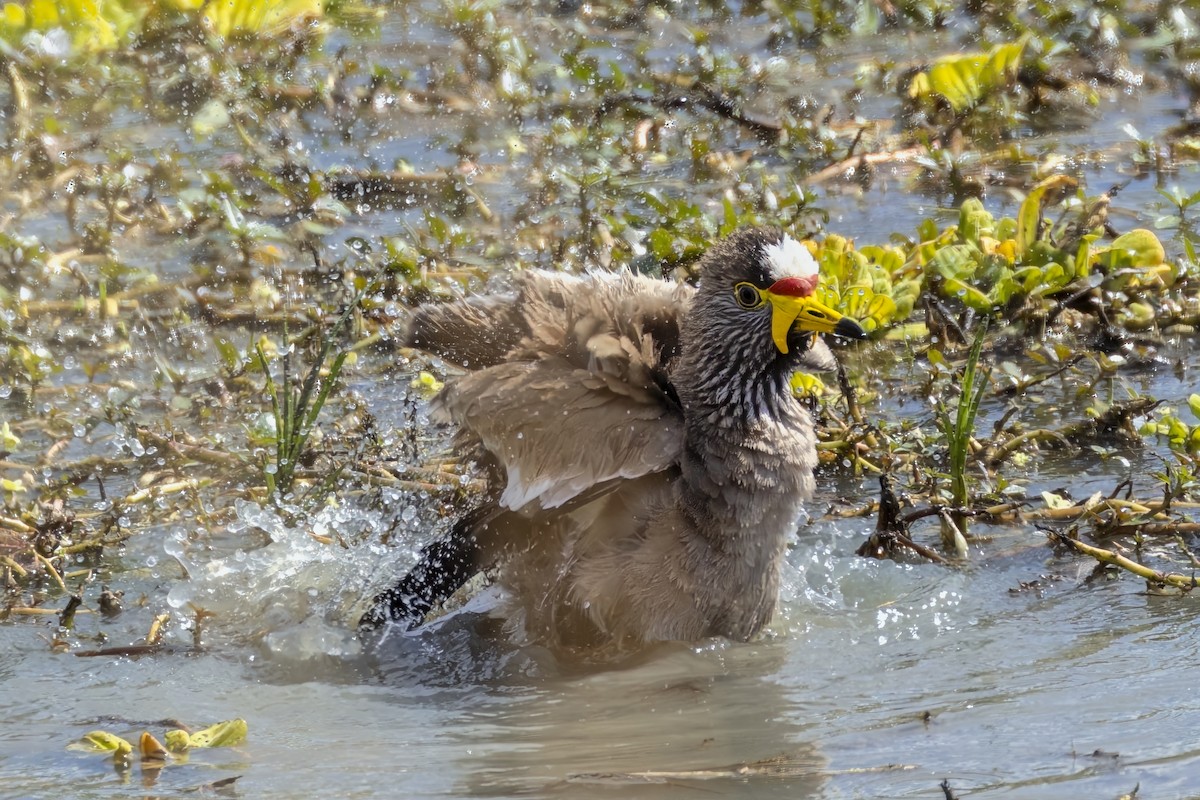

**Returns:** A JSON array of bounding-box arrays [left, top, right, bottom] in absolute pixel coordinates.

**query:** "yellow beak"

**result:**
[[764, 291, 866, 353]]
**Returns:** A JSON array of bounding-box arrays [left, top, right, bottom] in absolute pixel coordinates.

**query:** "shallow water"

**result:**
[[5, 5, 1200, 800], [5, 488, 1199, 799]]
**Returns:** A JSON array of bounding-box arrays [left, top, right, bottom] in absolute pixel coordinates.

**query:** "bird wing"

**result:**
[[404, 292, 528, 368], [432, 270, 692, 512]]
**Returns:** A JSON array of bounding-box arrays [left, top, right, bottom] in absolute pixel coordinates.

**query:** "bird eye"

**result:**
[[733, 282, 763, 309]]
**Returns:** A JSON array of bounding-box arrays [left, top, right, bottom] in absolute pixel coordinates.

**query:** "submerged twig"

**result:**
[[1048, 530, 1200, 592]]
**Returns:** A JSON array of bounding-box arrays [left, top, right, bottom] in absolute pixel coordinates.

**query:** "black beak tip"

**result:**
[[834, 317, 868, 340]]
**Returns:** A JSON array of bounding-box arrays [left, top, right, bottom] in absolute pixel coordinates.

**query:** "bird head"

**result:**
[[693, 228, 866, 363]]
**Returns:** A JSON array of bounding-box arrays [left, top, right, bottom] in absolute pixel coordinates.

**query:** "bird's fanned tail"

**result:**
[[358, 513, 485, 632]]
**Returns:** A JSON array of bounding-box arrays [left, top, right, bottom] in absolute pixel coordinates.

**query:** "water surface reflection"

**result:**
[[375, 621, 825, 798]]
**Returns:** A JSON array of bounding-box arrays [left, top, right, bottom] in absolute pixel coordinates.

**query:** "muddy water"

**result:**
[[7, 344, 1200, 799], [5, 466, 1199, 799], [4, 9, 1200, 800]]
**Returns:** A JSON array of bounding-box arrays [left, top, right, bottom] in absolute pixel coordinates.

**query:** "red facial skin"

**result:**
[[767, 275, 818, 298]]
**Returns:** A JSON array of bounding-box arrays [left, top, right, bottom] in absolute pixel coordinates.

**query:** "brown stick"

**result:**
[[1049, 531, 1199, 591]]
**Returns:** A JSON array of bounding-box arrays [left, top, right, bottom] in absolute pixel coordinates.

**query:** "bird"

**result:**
[[359, 227, 866, 655]]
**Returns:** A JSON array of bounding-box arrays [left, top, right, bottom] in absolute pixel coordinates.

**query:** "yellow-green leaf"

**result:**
[[883, 321, 929, 341], [191, 99, 231, 140], [927, 56, 982, 111], [72, 730, 133, 756], [842, 285, 897, 332], [187, 718, 248, 748], [1119, 301, 1155, 330], [2, 3, 26, 28], [28, 0, 57, 28], [409, 371, 444, 396], [980, 37, 1027, 87], [1187, 394, 1200, 421], [0, 421, 19, 451], [911, 38, 1027, 112], [1016, 175, 1077, 259], [164, 729, 193, 753], [1099, 228, 1166, 269], [790, 372, 826, 398], [942, 277, 993, 311], [1041, 491, 1073, 510]]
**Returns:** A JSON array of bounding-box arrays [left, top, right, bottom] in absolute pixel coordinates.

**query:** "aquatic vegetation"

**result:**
[[904, 179, 1174, 327], [0, 0, 142, 53], [70, 718, 247, 788], [0, 0, 325, 54], [936, 324, 989, 553], [1140, 395, 1200, 461], [907, 38, 1029, 113], [792, 178, 1176, 342], [810, 235, 914, 334]]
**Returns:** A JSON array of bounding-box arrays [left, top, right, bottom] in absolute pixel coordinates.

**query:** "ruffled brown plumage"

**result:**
[[361, 227, 864, 656]]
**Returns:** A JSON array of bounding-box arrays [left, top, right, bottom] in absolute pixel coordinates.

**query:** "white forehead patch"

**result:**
[[763, 235, 818, 280]]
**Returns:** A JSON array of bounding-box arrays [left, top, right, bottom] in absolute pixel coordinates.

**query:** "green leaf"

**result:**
[[187, 719, 248, 749], [957, 198, 993, 243], [647, 228, 674, 260], [165, 730, 193, 753], [911, 37, 1027, 112], [1032, 263, 1067, 296], [720, 197, 738, 235], [1016, 176, 1076, 259], [191, 100, 231, 140], [1097, 228, 1166, 270], [927, 244, 980, 281], [72, 730, 133, 756], [942, 277, 993, 311], [1188, 394, 1200, 422]]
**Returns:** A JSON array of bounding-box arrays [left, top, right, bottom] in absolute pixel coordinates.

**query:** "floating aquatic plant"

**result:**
[[1140, 395, 1200, 461], [908, 37, 1029, 113], [904, 177, 1174, 323], [0, 0, 325, 54], [808, 234, 916, 335]]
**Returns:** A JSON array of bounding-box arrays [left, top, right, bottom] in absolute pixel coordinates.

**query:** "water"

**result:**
[[5, 501, 1197, 798], [4, 5, 1200, 799]]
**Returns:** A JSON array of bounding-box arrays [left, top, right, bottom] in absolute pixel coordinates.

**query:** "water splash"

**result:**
[[161, 494, 451, 663]]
